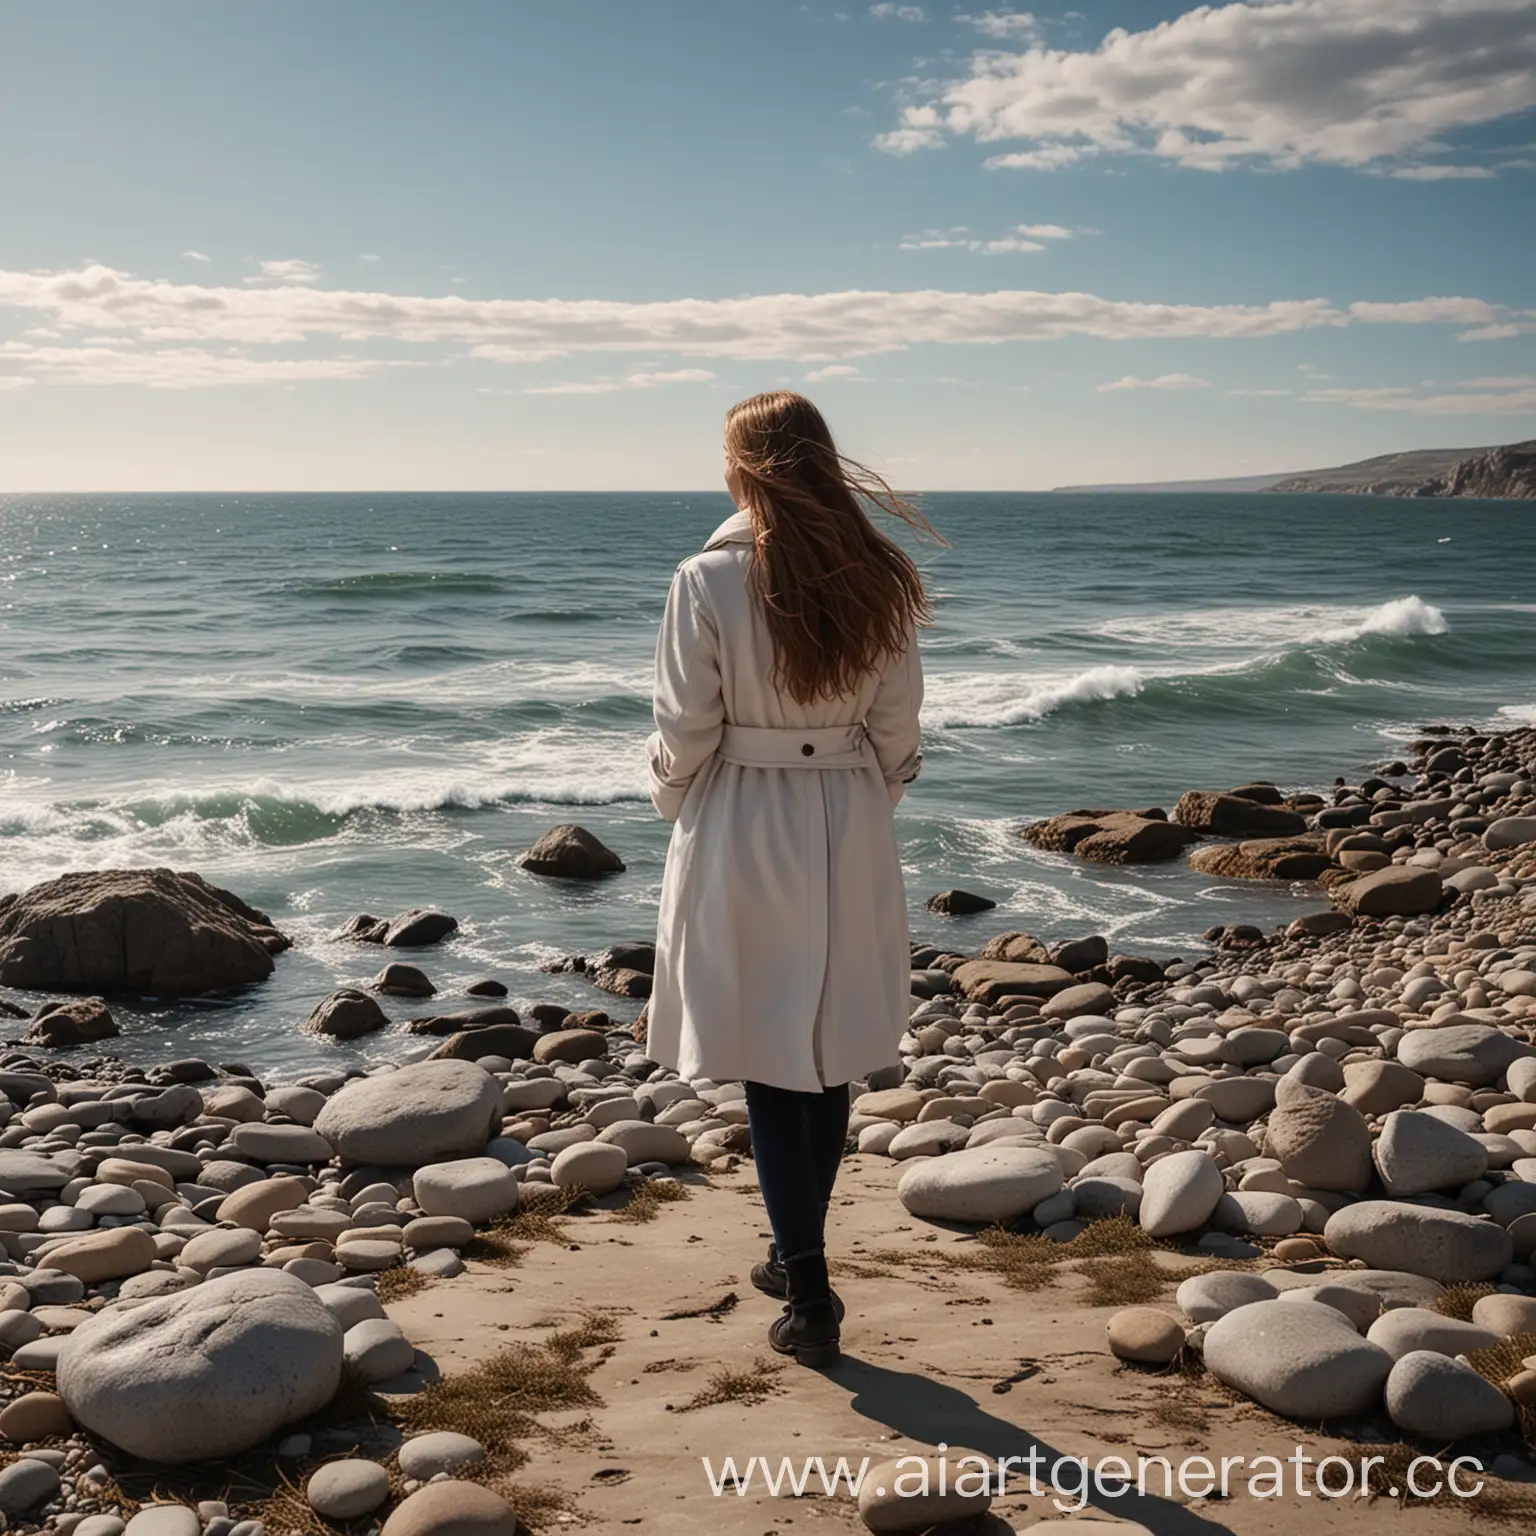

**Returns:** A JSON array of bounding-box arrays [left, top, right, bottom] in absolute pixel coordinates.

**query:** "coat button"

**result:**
[[801, 743, 815, 756]]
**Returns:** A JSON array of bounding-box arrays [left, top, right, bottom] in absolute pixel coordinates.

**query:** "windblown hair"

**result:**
[[724, 391, 939, 704]]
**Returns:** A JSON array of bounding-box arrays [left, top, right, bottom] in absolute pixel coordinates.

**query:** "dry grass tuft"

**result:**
[[1465, 1330, 1536, 1443], [1078, 1251, 1169, 1308], [394, 1313, 621, 1483], [500, 1479, 581, 1529], [677, 1357, 785, 1412], [872, 1214, 1157, 1295], [1436, 1283, 1497, 1321], [376, 1265, 433, 1304], [612, 1178, 691, 1224], [1353, 1441, 1536, 1523], [464, 1185, 588, 1267]]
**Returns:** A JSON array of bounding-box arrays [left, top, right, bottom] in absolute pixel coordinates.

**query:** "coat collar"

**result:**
[[704, 509, 755, 550]]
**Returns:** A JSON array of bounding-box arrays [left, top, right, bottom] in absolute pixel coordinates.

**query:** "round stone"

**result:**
[[412, 1158, 520, 1222], [44, 1225, 158, 1283], [550, 1141, 629, 1196], [124, 1510, 201, 1536], [1386, 1351, 1514, 1439], [179, 1227, 264, 1273], [314, 1060, 504, 1166], [380, 1481, 518, 1536], [343, 1317, 416, 1383], [1139, 1150, 1224, 1238], [1373, 1110, 1489, 1196], [1107, 1308, 1184, 1365], [397, 1431, 486, 1479], [1365, 1307, 1502, 1360], [0, 1456, 61, 1515], [306, 1459, 391, 1519], [1203, 1299, 1393, 1419], [896, 1145, 1063, 1225], [1175, 1271, 1280, 1324], [855, 1455, 992, 1532], [1324, 1201, 1513, 1282], [56, 1270, 344, 1464], [594, 1121, 691, 1166], [0, 1390, 73, 1442]]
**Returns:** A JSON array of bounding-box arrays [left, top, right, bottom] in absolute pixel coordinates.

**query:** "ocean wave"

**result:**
[[1095, 595, 1448, 652], [279, 572, 510, 599], [923, 665, 1145, 728]]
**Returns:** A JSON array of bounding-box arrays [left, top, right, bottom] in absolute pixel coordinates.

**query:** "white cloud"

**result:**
[[1456, 374, 1536, 388], [359, 253, 382, 263], [984, 145, 1092, 171], [900, 221, 1084, 252], [0, 375, 34, 391], [0, 341, 389, 389], [0, 263, 1525, 388], [525, 367, 715, 396], [1097, 373, 1211, 392], [1302, 382, 1536, 414], [181, 250, 211, 262], [1388, 164, 1498, 180], [1228, 387, 1293, 396], [870, 3, 925, 20], [249, 258, 321, 286], [957, 11, 1039, 40], [805, 363, 863, 381], [878, 0, 1536, 174]]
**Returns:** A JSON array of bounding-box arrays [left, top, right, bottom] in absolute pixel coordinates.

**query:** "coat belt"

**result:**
[[717, 722, 874, 769]]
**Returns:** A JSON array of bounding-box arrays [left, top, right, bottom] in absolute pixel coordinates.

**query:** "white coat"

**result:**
[[645, 509, 924, 1092]]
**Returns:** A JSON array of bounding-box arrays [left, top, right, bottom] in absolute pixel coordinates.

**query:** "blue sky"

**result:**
[[0, 0, 1533, 489]]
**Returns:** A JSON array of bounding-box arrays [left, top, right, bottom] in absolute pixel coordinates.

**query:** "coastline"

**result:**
[[0, 720, 1532, 1532]]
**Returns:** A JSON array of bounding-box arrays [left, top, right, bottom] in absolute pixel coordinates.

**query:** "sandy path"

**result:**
[[387, 1156, 1479, 1535]]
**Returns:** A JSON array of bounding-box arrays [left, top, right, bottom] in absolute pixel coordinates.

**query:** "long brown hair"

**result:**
[[723, 391, 939, 703]]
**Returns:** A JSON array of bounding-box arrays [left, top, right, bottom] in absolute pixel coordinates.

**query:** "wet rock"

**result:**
[[1333, 866, 1444, 918], [925, 890, 997, 916], [1172, 792, 1307, 838], [373, 962, 436, 997], [1189, 836, 1333, 881], [0, 869, 288, 995], [384, 909, 459, 947], [518, 825, 625, 879], [1022, 809, 1199, 865], [950, 960, 1074, 1005], [305, 989, 389, 1039], [25, 997, 120, 1048]]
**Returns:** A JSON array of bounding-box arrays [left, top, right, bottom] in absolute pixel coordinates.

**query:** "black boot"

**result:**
[[768, 1251, 840, 1369], [751, 1242, 846, 1320]]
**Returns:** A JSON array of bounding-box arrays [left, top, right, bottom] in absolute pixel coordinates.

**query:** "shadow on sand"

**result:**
[[829, 1354, 1238, 1536]]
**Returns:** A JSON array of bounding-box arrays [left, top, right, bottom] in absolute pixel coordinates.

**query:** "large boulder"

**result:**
[[313, 1060, 503, 1166], [949, 960, 1074, 1005], [1203, 1299, 1392, 1419], [1172, 792, 1307, 838], [518, 826, 625, 879], [1396, 1023, 1532, 1087], [1324, 1201, 1513, 1282], [1332, 866, 1444, 918], [428, 1023, 541, 1062], [1021, 810, 1198, 865], [23, 997, 120, 1049], [1187, 836, 1334, 881], [1264, 1076, 1372, 1191], [0, 869, 289, 996], [1373, 1110, 1488, 1195], [897, 1145, 1062, 1225], [56, 1270, 343, 1463]]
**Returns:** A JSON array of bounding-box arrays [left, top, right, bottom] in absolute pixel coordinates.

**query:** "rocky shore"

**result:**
[[0, 725, 1532, 1533]]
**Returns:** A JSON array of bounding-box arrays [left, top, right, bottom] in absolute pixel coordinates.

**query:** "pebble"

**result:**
[[855, 1455, 992, 1532], [1106, 1307, 1185, 1365], [396, 1430, 486, 1479], [305, 1458, 392, 1519]]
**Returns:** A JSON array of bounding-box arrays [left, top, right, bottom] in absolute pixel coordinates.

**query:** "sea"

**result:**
[[3, 491, 1534, 1079]]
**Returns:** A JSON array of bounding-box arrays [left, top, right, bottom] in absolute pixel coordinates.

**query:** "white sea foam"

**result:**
[[922, 664, 1145, 728], [1095, 595, 1448, 651]]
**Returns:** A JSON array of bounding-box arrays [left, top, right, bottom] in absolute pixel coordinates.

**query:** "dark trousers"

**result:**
[[743, 1080, 851, 1263]]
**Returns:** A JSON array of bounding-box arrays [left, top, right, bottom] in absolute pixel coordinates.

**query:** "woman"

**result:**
[[646, 390, 931, 1368]]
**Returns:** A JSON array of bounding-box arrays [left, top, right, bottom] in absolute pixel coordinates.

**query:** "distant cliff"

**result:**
[[1267, 440, 1536, 499], [1054, 439, 1536, 498]]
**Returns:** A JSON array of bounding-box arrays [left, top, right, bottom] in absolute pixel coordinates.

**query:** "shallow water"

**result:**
[[3, 491, 1533, 1077]]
